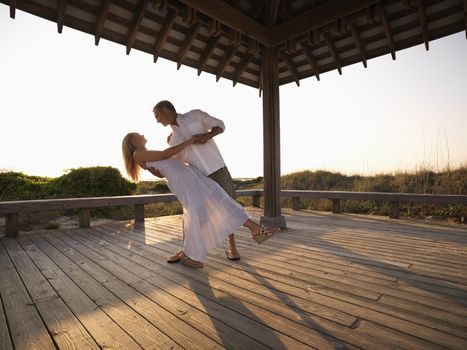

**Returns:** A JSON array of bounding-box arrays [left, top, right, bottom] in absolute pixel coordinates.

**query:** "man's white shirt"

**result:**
[[168, 109, 226, 176]]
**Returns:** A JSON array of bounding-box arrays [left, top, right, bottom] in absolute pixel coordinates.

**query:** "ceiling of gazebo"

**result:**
[[3, 0, 466, 89]]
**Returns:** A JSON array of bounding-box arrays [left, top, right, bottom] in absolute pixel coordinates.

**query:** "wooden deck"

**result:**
[[1, 208, 466, 350]]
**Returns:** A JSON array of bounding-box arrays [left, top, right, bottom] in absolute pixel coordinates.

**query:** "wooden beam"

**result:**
[[216, 46, 237, 81], [95, 0, 112, 46], [153, 8, 177, 63], [177, 22, 201, 69], [323, 33, 342, 75], [232, 53, 253, 86], [280, 51, 300, 86], [260, 47, 286, 228], [465, 0, 467, 39], [349, 22, 367, 68], [266, 0, 281, 28], [57, 0, 68, 33], [269, 0, 381, 46], [10, 0, 16, 19], [415, 0, 429, 50], [126, 0, 150, 54], [197, 35, 220, 76], [300, 42, 320, 81], [177, 0, 270, 46], [380, 9, 396, 60]]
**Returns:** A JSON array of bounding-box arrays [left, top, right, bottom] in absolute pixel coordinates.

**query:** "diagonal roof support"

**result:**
[[126, 0, 150, 55], [177, 22, 201, 69], [153, 8, 177, 63], [324, 33, 342, 75], [349, 22, 367, 68], [300, 42, 320, 81], [232, 53, 253, 86], [280, 51, 300, 86], [57, 0, 68, 33], [10, 0, 16, 19], [197, 35, 221, 76], [216, 46, 237, 82], [415, 0, 429, 50], [95, 0, 112, 46], [380, 9, 396, 60]]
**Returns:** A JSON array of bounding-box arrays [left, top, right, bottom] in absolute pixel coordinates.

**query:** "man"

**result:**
[[149, 100, 241, 261]]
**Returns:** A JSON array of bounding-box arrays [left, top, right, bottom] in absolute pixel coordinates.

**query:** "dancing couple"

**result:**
[[122, 101, 278, 268]]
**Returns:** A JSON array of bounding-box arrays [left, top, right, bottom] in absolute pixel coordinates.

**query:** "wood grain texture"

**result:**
[[1, 209, 466, 349]]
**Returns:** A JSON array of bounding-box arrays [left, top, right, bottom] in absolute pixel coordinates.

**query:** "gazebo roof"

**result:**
[[4, 0, 466, 89]]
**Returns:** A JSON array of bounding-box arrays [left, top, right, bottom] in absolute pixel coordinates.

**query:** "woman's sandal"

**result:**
[[253, 226, 279, 245], [167, 250, 183, 263], [180, 251, 204, 268]]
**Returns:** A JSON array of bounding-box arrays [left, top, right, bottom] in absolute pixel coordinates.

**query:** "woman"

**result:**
[[122, 132, 278, 268]]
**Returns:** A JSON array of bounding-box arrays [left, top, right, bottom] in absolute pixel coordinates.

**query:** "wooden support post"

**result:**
[[5, 213, 19, 237], [331, 199, 341, 214], [388, 201, 400, 219], [292, 197, 301, 211], [79, 209, 91, 228], [135, 204, 145, 223], [252, 194, 261, 208], [260, 47, 286, 228]]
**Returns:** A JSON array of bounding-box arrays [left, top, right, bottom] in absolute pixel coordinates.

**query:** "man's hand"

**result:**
[[167, 133, 172, 144], [193, 133, 211, 144], [147, 167, 164, 178]]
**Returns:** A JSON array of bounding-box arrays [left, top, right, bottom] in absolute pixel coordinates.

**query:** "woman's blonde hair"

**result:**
[[122, 132, 141, 182]]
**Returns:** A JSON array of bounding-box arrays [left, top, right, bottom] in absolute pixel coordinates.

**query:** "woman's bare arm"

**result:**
[[134, 137, 195, 163]]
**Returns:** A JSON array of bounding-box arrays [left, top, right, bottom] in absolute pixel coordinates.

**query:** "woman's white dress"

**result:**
[[146, 158, 249, 261]]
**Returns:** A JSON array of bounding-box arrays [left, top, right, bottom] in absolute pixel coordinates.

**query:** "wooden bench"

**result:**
[[0, 190, 263, 236], [280, 190, 467, 218]]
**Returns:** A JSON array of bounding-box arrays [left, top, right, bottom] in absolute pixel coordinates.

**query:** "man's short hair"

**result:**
[[153, 100, 176, 113]]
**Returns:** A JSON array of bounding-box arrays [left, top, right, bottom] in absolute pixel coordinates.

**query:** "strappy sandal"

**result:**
[[167, 250, 183, 263], [253, 226, 279, 244], [180, 251, 204, 268]]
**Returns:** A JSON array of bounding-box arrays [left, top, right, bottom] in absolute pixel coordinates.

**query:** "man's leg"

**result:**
[[208, 166, 241, 260]]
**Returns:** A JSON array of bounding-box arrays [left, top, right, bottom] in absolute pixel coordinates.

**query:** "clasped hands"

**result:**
[[143, 133, 211, 178]]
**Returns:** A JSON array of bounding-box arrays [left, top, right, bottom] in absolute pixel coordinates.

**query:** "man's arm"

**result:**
[[139, 163, 164, 178], [193, 109, 225, 144]]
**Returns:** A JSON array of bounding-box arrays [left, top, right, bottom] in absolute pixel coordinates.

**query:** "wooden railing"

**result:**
[[0, 190, 262, 237], [1, 189, 465, 236]]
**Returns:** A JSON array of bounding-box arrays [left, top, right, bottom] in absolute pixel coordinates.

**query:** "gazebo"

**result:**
[[3, 0, 466, 227]]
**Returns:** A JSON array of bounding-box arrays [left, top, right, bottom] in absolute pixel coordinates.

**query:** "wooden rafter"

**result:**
[[269, 0, 380, 46], [266, 0, 281, 28], [95, 0, 112, 46], [126, 0, 150, 54], [10, 0, 16, 19], [300, 42, 320, 81], [216, 46, 237, 82], [465, 0, 467, 39], [153, 8, 177, 63], [323, 33, 342, 75], [178, 0, 270, 46], [380, 9, 396, 60], [415, 0, 429, 50], [280, 51, 300, 86], [57, 0, 68, 33], [349, 22, 367, 68], [197, 35, 221, 76], [232, 53, 253, 86], [177, 22, 201, 69]]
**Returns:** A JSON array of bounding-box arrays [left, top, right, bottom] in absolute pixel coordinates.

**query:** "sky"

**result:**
[[1, 6, 466, 181]]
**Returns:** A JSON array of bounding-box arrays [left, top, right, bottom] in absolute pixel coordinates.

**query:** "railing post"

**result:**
[[388, 201, 400, 219], [5, 213, 19, 236], [292, 197, 301, 211], [331, 199, 341, 214], [79, 209, 91, 228], [252, 194, 260, 208], [135, 204, 145, 223]]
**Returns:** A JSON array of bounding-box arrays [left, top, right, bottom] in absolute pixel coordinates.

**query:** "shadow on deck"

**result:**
[[1, 208, 466, 349]]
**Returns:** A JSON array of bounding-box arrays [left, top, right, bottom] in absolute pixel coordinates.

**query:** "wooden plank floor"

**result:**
[[1, 208, 466, 350]]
